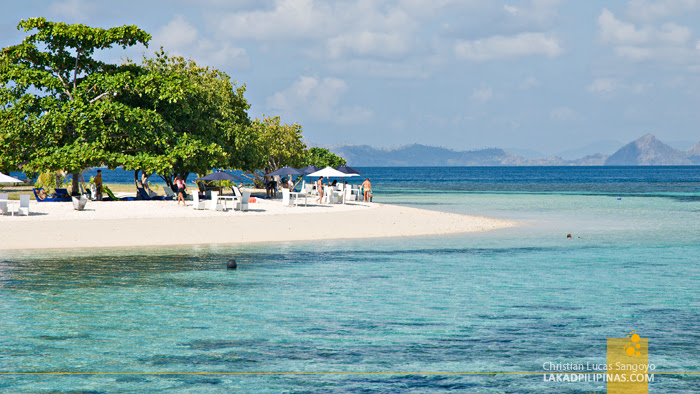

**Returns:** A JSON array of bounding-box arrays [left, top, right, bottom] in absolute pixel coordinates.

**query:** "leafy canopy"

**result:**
[[305, 147, 346, 168], [0, 17, 156, 190]]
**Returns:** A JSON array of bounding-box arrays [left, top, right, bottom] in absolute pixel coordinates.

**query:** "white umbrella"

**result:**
[[0, 172, 23, 183], [308, 167, 359, 203], [308, 166, 357, 178]]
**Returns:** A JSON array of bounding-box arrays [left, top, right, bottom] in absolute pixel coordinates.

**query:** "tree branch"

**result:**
[[54, 73, 73, 101], [89, 91, 111, 104], [72, 49, 83, 90]]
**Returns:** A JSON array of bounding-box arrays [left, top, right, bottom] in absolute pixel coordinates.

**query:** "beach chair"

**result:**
[[343, 185, 352, 203], [163, 186, 176, 200], [282, 189, 292, 206], [231, 186, 244, 204], [90, 184, 98, 200], [235, 191, 250, 211], [18, 194, 30, 216], [0, 193, 8, 215], [54, 188, 71, 201], [137, 187, 166, 201], [209, 191, 224, 211], [32, 188, 67, 202], [191, 190, 206, 210]]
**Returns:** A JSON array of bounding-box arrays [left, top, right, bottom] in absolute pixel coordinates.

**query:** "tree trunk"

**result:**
[[71, 172, 80, 196]]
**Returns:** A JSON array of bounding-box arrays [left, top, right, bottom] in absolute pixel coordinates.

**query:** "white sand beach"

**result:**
[[0, 197, 516, 251]]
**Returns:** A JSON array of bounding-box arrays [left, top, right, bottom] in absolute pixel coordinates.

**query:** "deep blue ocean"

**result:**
[[1, 166, 699, 392]]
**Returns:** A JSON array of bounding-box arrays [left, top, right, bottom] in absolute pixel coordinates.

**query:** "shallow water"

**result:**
[[1, 167, 699, 392]]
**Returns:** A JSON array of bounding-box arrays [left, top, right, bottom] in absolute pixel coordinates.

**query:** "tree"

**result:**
[[122, 51, 252, 189], [305, 147, 346, 168], [0, 18, 154, 194], [245, 115, 306, 185]]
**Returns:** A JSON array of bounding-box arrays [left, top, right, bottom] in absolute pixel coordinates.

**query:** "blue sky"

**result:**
[[2, 0, 700, 156]]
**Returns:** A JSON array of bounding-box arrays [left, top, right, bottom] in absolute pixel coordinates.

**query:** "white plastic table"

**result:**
[[217, 195, 238, 211], [290, 192, 308, 206]]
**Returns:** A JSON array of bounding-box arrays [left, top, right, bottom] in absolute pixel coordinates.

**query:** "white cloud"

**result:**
[[587, 78, 619, 93], [214, 0, 419, 60], [267, 76, 373, 125], [49, 0, 97, 21], [520, 76, 540, 89], [598, 9, 651, 46], [326, 58, 432, 79], [549, 106, 579, 121], [455, 32, 562, 61], [503, 5, 518, 15], [599, 9, 692, 46], [587, 78, 653, 94], [470, 87, 493, 102], [327, 31, 415, 59], [597, 9, 697, 63], [152, 15, 249, 69], [625, 0, 700, 22]]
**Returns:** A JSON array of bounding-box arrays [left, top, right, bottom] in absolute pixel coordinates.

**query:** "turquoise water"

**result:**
[[1, 168, 699, 392]]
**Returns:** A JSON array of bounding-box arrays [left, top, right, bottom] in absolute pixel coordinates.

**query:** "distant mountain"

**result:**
[[556, 140, 622, 160], [604, 134, 692, 165], [570, 153, 609, 166], [330, 144, 567, 166], [327, 135, 699, 166], [688, 142, 700, 164], [506, 148, 546, 159]]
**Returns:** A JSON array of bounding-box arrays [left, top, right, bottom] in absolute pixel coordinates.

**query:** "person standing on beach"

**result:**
[[315, 176, 325, 204], [94, 170, 103, 201], [362, 178, 372, 202], [175, 175, 186, 206]]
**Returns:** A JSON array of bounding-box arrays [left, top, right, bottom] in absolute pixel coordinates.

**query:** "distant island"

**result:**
[[329, 134, 700, 166]]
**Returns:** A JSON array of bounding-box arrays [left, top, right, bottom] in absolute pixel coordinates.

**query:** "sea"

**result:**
[[1, 166, 698, 392]]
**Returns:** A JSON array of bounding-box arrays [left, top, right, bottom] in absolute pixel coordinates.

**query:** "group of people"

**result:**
[[314, 177, 372, 204]]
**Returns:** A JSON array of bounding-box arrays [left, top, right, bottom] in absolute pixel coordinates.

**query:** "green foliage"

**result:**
[[244, 115, 307, 184], [0, 18, 153, 193], [124, 50, 252, 186], [33, 170, 67, 194], [305, 147, 346, 168]]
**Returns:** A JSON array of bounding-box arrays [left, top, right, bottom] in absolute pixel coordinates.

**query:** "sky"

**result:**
[[2, 0, 700, 156]]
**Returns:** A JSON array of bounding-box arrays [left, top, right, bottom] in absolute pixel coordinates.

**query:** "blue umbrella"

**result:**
[[196, 171, 245, 194], [335, 164, 361, 175], [265, 166, 302, 177], [298, 165, 320, 175], [197, 171, 245, 181]]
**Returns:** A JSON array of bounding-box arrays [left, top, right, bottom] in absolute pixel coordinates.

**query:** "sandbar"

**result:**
[[0, 198, 516, 251]]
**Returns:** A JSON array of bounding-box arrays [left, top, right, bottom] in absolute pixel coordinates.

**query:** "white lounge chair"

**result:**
[[236, 191, 250, 211], [0, 193, 8, 215], [191, 191, 206, 210], [18, 194, 30, 216], [209, 191, 224, 211]]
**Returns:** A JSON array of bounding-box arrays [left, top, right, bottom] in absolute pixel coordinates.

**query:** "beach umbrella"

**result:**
[[196, 171, 245, 194], [308, 167, 359, 203], [335, 164, 361, 175], [265, 166, 302, 177], [298, 165, 320, 175], [0, 172, 23, 183], [307, 166, 349, 178]]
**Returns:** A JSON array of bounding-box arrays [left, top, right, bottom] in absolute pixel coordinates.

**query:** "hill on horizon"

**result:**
[[328, 134, 700, 167]]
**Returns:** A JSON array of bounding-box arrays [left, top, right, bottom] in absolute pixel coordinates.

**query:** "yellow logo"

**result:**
[[624, 331, 643, 357], [607, 332, 649, 393]]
